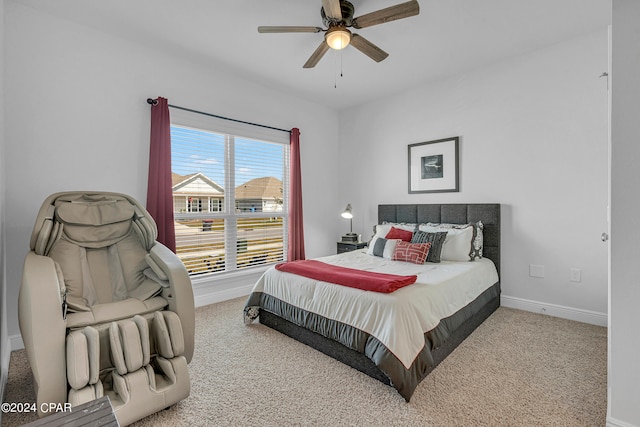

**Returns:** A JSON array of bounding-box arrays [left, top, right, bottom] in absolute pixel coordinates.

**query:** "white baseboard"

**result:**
[[501, 295, 607, 327], [194, 283, 254, 308], [9, 335, 23, 352], [607, 416, 638, 427], [1, 338, 9, 402]]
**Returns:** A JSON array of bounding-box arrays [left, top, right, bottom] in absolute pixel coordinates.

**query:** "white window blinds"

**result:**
[[170, 111, 289, 277]]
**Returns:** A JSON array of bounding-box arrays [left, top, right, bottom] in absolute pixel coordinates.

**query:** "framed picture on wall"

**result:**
[[408, 137, 459, 193]]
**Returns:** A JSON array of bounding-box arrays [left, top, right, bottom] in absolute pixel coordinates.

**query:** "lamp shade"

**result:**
[[325, 26, 351, 50], [341, 204, 353, 219]]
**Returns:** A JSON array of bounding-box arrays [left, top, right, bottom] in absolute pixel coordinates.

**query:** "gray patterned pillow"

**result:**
[[366, 236, 400, 259], [471, 221, 484, 260], [411, 231, 447, 263]]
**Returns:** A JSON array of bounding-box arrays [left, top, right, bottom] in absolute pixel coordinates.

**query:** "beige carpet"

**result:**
[[2, 298, 607, 426]]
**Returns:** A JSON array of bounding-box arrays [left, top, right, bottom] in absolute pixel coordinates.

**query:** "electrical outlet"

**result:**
[[570, 268, 582, 282], [529, 264, 545, 278]]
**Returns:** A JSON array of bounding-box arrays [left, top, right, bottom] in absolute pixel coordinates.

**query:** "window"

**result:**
[[170, 121, 289, 277], [187, 197, 202, 213]]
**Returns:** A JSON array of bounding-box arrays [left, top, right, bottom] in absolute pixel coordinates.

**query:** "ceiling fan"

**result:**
[[258, 0, 420, 68]]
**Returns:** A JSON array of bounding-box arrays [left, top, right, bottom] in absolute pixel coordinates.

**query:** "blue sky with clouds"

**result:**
[[171, 125, 284, 187]]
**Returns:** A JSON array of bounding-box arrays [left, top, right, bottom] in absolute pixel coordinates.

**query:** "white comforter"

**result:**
[[250, 249, 499, 368]]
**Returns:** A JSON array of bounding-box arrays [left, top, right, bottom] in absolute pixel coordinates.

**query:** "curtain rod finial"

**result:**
[[147, 98, 158, 106]]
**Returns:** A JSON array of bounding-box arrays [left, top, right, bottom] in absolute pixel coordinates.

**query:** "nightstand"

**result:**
[[337, 241, 367, 254]]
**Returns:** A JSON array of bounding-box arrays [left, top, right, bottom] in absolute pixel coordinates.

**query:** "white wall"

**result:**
[[609, 1, 640, 425], [338, 29, 609, 322], [3, 3, 341, 339]]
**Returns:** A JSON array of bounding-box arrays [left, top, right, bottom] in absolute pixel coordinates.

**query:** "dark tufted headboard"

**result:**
[[378, 204, 501, 278]]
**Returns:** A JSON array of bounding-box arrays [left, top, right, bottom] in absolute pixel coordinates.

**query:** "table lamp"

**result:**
[[341, 204, 358, 242]]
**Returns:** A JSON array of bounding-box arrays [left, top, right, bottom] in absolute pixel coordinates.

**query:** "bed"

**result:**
[[244, 203, 501, 401]]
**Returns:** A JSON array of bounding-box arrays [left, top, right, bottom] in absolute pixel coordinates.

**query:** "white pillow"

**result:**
[[419, 223, 474, 261]]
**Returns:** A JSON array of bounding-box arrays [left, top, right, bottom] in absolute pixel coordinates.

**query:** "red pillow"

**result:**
[[392, 241, 431, 264], [385, 226, 413, 242]]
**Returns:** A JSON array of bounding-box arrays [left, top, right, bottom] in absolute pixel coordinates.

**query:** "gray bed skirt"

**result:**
[[244, 281, 501, 401]]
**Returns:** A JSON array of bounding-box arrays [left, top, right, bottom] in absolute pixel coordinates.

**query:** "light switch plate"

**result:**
[[529, 264, 545, 278]]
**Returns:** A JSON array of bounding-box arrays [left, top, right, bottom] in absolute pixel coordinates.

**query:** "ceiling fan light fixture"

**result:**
[[258, 0, 420, 68], [325, 26, 351, 50]]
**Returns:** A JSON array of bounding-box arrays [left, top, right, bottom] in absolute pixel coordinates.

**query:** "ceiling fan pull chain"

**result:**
[[334, 55, 338, 89]]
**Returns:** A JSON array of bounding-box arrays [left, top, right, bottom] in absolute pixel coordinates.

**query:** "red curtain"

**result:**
[[147, 97, 177, 252], [288, 128, 305, 261]]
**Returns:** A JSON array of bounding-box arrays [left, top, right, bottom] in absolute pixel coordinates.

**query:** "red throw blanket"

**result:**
[[275, 260, 417, 293]]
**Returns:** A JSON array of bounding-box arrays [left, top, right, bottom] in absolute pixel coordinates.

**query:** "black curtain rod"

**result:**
[[147, 98, 291, 134]]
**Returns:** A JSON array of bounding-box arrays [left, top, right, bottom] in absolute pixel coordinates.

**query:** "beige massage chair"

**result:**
[[18, 192, 195, 425]]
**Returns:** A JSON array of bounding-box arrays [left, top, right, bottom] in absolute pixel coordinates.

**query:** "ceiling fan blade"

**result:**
[[258, 26, 323, 33], [303, 41, 330, 68], [349, 34, 389, 62], [321, 0, 342, 20], [352, 0, 420, 29]]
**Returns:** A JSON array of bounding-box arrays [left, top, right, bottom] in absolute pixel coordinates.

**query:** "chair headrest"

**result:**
[[55, 194, 134, 226], [30, 192, 158, 253], [55, 195, 135, 248]]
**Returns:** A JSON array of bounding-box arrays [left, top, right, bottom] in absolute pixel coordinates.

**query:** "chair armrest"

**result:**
[[18, 252, 67, 416], [148, 243, 195, 363]]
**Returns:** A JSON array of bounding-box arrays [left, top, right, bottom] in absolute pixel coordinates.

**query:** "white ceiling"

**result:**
[[16, 0, 611, 110]]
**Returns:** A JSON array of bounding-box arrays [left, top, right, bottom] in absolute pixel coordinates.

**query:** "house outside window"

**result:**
[[170, 123, 289, 277]]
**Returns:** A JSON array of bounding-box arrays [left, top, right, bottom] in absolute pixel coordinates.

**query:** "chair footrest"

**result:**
[[65, 311, 190, 424]]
